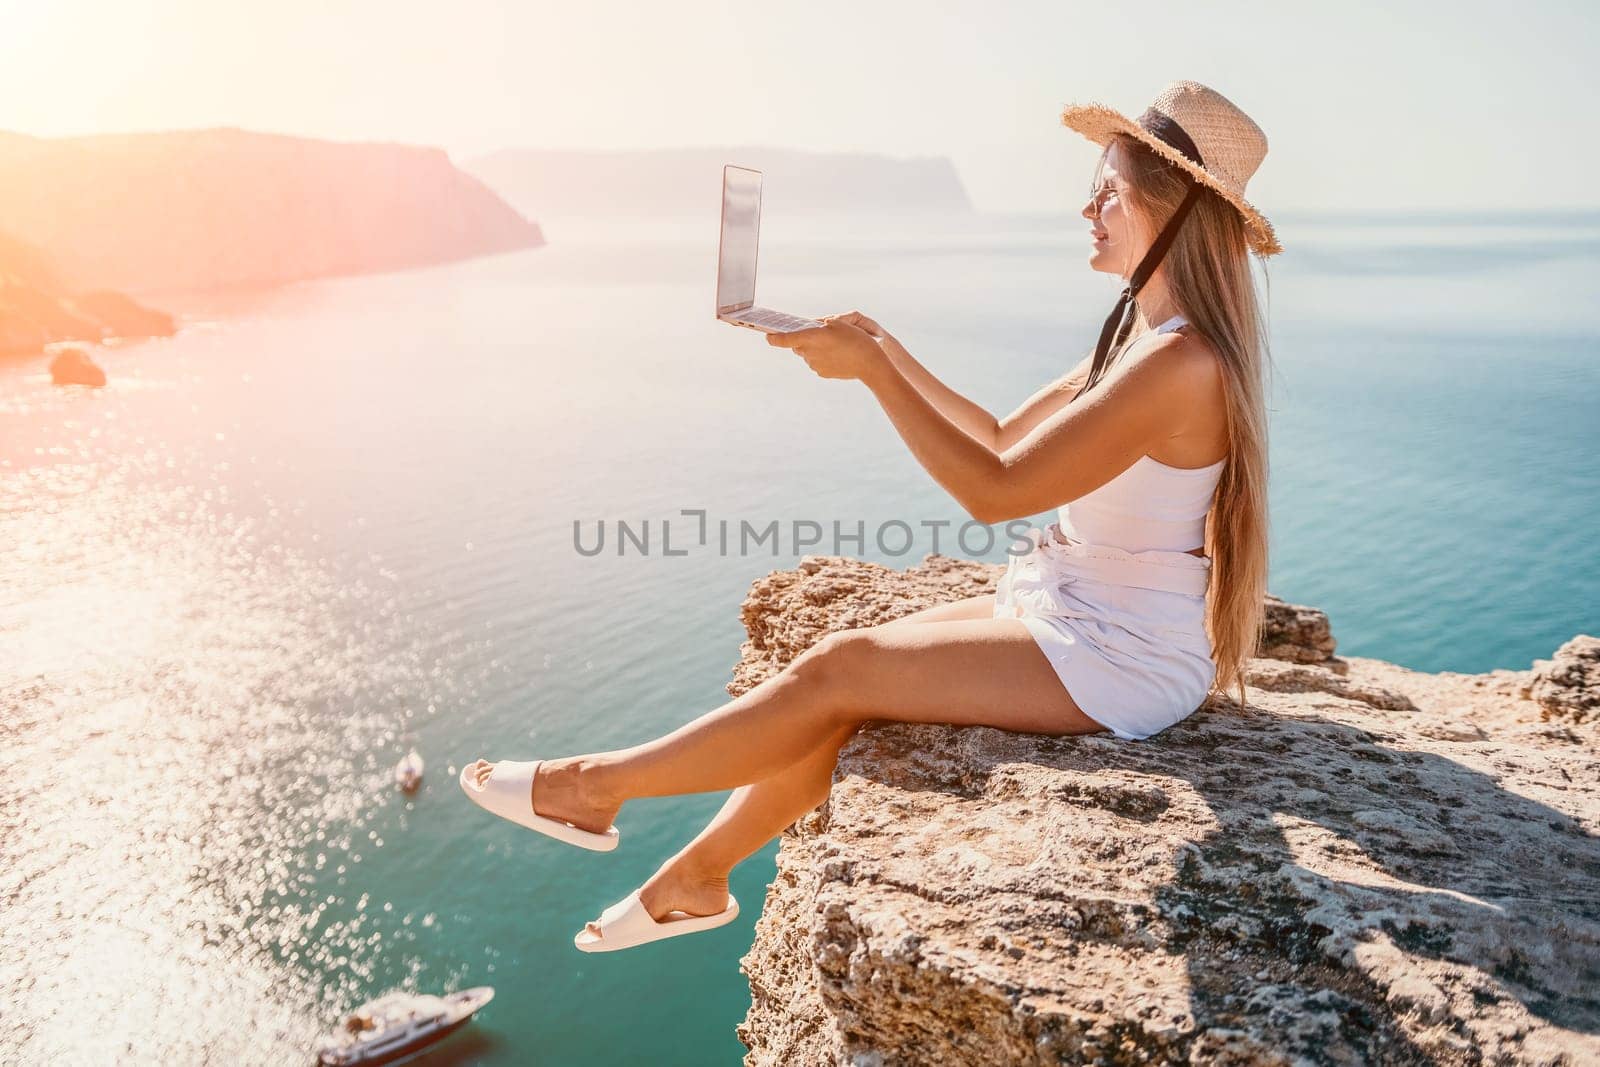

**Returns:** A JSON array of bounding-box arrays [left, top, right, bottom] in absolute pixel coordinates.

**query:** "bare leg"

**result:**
[[629, 719, 866, 925], [639, 595, 1002, 911], [465, 593, 1109, 926], [618, 594, 1103, 925], [588, 610, 1101, 797], [466, 592, 1103, 820]]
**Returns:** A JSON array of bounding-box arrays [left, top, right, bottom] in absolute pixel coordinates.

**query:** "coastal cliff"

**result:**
[[0, 129, 543, 293], [731, 555, 1599, 1065], [0, 230, 173, 358], [468, 146, 974, 218]]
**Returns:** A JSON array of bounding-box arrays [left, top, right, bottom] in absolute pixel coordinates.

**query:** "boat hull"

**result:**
[[317, 989, 492, 1067], [345, 1016, 469, 1066]]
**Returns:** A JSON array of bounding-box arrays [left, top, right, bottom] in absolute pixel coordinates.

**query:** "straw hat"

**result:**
[[1061, 80, 1281, 257]]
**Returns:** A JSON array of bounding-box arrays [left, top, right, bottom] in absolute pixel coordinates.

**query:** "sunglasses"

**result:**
[[1086, 180, 1121, 217]]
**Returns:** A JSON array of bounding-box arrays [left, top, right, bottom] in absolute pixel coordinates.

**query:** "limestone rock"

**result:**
[[1522, 635, 1600, 724], [1259, 591, 1339, 664], [48, 346, 106, 386], [733, 554, 1600, 1066]]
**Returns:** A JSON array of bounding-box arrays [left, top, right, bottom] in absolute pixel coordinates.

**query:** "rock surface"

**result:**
[[732, 554, 1600, 1066], [47, 346, 106, 386], [1523, 635, 1600, 724]]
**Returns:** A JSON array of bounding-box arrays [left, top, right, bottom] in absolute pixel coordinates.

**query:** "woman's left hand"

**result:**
[[766, 316, 883, 382]]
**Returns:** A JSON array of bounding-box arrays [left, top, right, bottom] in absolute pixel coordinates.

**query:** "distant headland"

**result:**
[[0, 128, 544, 295], [0, 128, 546, 364], [467, 145, 974, 219], [0, 134, 975, 367]]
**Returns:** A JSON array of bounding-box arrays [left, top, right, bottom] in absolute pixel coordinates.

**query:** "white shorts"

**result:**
[[993, 523, 1217, 740]]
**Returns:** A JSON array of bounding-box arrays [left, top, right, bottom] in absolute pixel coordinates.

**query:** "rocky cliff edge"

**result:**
[[731, 554, 1599, 1066]]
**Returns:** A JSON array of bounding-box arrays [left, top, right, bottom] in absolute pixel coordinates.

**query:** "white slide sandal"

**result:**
[[458, 759, 620, 852], [574, 890, 740, 953]]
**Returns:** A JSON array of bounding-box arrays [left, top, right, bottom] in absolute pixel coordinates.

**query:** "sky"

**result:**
[[2, 0, 1595, 215]]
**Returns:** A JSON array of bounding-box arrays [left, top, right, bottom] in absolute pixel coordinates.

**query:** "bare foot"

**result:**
[[584, 854, 730, 940], [463, 756, 622, 835]]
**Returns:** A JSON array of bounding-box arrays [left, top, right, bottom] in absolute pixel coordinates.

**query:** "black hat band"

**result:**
[[1137, 107, 1205, 168], [1074, 112, 1208, 399]]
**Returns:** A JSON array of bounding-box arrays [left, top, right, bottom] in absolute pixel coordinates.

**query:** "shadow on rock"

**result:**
[[1138, 708, 1600, 1046]]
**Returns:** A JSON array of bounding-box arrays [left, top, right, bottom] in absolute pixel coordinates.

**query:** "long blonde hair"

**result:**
[[1087, 134, 1275, 711]]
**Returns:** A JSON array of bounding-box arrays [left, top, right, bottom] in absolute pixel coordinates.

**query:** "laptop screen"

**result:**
[[717, 166, 760, 314]]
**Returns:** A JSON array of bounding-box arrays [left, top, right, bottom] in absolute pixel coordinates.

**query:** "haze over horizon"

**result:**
[[3, 0, 1595, 217]]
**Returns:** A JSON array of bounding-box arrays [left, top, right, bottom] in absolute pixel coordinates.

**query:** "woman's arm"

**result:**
[[860, 336, 1207, 525], [876, 331, 1002, 450], [860, 358, 1006, 521], [824, 312, 1000, 448], [769, 315, 1200, 525], [994, 354, 1094, 450], [834, 312, 1097, 454]]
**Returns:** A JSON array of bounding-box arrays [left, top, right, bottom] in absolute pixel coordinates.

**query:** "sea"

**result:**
[[2, 209, 1597, 1064]]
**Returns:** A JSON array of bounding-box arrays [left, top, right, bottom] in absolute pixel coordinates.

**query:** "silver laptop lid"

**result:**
[[717, 165, 761, 316]]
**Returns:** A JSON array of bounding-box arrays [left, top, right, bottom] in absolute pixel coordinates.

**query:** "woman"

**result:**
[[462, 80, 1280, 952]]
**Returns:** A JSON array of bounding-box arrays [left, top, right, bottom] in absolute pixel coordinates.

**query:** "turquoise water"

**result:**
[[2, 210, 1597, 1063]]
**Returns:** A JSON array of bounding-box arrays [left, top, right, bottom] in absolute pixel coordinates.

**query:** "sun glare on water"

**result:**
[[0, 376, 473, 1061]]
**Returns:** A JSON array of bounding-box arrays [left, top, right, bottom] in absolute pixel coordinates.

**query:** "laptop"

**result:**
[[715, 165, 823, 334]]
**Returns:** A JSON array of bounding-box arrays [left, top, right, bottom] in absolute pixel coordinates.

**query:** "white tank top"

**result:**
[[1056, 314, 1225, 554]]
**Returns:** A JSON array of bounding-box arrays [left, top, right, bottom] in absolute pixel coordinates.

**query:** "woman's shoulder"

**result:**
[[1136, 323, 1224, 389]]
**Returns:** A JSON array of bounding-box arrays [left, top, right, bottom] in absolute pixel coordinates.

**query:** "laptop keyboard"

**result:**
[[739, 307, 822, 331]]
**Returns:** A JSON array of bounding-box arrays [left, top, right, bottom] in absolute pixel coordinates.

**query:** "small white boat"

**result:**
[[394, 750, 424, 792], [316, 987, 493, 1066]]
